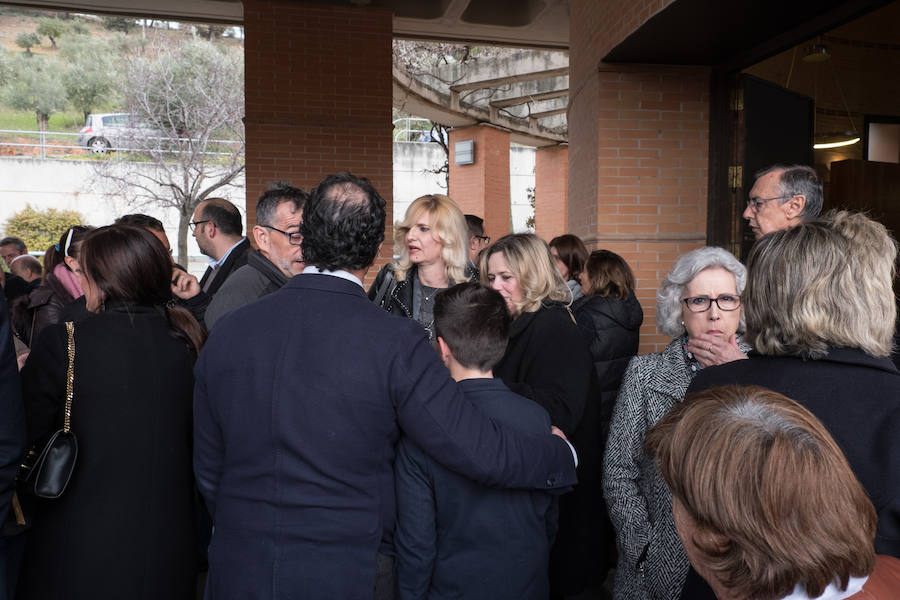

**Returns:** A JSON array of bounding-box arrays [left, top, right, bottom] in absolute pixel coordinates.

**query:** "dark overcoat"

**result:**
[[18, 304, 199, 600], [199, 237, 251, 296], [492, 302, 604, 596], [193, 273, 577, 600]]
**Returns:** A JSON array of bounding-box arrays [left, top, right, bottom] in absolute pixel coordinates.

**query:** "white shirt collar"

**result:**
[[780, 575, 867, 600], [208, 237, 247, 268], [302, 265, 363, 288]]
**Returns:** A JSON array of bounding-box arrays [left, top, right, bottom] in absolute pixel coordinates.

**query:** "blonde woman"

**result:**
[[480, 233, 602, 597], [368, 194, 474, 340]]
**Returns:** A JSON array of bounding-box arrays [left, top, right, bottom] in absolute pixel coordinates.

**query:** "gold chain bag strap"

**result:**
[[25, 321, 79, 499]]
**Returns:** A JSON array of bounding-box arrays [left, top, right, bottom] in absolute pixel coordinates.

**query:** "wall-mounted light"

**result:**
[[813, 137, 860, 149], [454, 140, 474, 165]]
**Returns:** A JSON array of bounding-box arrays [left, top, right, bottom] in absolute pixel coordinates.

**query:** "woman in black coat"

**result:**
[[481, 233, 601, 599], [18, 225, 207, 600], [572, 250, 643, 417]]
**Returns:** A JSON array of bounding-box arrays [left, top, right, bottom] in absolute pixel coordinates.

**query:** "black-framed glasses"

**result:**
[[746, 195, 790, 213], [475, 235, 491, 244], [264, 225, 303, 246], [189, 220, 210, 232], [682, 294, 741, 313]]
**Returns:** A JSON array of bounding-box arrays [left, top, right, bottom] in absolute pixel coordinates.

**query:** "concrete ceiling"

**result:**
[[5, 0, 571, 48]]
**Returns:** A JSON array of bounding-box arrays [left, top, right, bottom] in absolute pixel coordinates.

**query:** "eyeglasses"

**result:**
[[682, 294, 741, 313], [189, 220, 210, 232], [475, 235, 491, 245], [264, 225, 303, 246], [746, 195, 790, 213]]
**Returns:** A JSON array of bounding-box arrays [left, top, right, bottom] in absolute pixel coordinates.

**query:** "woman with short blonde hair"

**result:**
[[745, 211, 896, 359], [368, 194, 474, 340], [481, 233, 601, 597], [646, 385, 900, 600]]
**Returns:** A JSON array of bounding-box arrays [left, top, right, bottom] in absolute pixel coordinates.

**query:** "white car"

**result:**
[[77, 113, 164, 154]]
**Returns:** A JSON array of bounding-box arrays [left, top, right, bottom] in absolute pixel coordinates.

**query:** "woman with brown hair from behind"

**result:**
[[646, 384, 900, 600], [18, 225, 206, 600]]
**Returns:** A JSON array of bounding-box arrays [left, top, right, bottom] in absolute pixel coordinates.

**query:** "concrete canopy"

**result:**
[[10, 0, 570, 47]]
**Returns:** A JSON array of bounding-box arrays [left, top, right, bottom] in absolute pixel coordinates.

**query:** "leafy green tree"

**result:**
[[101, 16, 135, 33], [4, 205, 85, 253], [68, 19, 90, 35], [15, 32, 41, 55], [36, 17, 67, 49], [94, 38, 245, 265], [2, 54, 68, 130], [60, 36, 118, 123], [195, 24, 226, 40]]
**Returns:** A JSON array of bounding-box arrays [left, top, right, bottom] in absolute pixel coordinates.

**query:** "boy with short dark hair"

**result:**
[[394, 282, 557, 600]]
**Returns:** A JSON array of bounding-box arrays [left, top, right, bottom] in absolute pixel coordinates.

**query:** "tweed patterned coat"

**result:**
[[603, 336, 693, 600]]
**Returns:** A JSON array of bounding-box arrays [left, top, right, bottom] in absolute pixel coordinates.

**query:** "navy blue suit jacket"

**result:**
[[193, 273, 577, 600], [395, 378, 557, 600]]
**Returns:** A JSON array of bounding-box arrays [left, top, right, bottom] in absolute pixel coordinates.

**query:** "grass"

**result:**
[[0, 109, 86, 133]]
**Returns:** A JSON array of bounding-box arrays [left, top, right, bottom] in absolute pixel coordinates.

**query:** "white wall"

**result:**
[[391, 141, 536, 234], [0, 157, 246, 276], [510, 146, 536, 233], [2, 144, 537, 270]]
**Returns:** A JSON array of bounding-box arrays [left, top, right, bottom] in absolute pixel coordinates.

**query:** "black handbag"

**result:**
[[21, 321, 78, 500]]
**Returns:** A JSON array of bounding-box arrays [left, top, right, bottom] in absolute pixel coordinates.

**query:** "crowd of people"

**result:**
[[0, 163, 897, 600]]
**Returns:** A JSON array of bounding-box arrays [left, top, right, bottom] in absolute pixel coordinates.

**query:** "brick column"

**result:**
[[448, 124, 511, 243], [534, 144, 569, 241], [570, 0, 710, 353], [243, 0, 394, 283]]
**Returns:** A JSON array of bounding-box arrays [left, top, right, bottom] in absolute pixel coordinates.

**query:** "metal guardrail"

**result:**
[[0, 129, 244, 160], [393, 117, 435, 142]]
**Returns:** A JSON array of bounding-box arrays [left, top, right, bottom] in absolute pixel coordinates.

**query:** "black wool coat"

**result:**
[[493, 302, 608, 595], [18, 304, 200, 600], [572, 291, 643, 417], [493, 302, 593, 438]]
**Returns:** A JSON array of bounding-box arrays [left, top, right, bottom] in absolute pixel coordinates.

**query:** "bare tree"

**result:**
[[92, 36, 244, 266]]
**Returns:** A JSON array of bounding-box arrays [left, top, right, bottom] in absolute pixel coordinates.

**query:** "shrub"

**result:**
[[4, 205, 86, 252]]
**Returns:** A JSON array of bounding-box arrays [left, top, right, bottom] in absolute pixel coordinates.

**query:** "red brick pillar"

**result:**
[[448, 124, 511, 243], [243, 0, 394, 283], [534, 145, 569, 241], [570, 0, 709, 353]]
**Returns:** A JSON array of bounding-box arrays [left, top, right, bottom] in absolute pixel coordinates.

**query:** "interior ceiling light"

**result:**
[[802, 44, 831, 62], [813, 137, 860, 149]]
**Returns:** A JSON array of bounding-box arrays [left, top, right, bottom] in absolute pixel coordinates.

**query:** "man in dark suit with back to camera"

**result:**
[[193, 172, 577, 600]]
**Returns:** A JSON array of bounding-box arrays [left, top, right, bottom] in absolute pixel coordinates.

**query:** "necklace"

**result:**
[[421, 287, 438, 303]]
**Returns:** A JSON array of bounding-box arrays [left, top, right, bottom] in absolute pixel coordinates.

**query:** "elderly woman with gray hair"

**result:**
[[602, 246, 750, 600]]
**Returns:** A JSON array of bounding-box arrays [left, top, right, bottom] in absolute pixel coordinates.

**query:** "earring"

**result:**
[[680, 320, 685, 326]]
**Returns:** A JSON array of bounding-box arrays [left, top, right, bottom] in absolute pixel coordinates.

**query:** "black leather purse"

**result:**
[[21, 321, 78, 499]]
